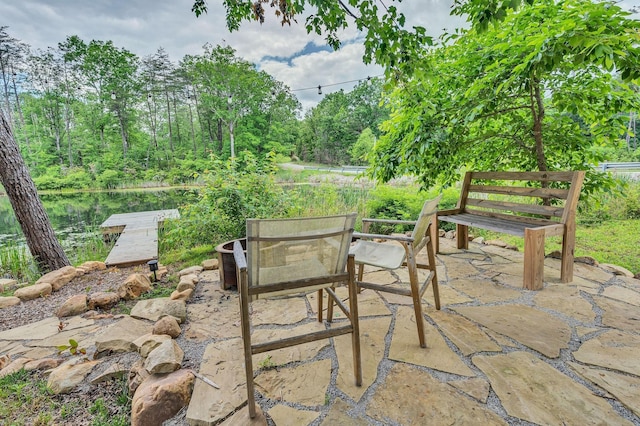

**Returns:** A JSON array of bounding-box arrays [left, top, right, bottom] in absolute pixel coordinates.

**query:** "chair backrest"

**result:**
[[246, 213, 357, 299], [411, 195, 442, 248]]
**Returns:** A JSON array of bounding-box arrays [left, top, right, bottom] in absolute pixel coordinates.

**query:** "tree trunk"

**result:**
[[0, 108, 70, 272]]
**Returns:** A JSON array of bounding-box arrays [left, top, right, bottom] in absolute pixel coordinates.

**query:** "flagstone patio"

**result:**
[[185, 237, 640, 425], [1, 237, 639, 425]]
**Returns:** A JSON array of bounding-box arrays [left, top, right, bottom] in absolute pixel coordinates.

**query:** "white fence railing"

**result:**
[[597, 162, 640, 172]]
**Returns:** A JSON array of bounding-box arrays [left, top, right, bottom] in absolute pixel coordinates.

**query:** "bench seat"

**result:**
[[437, 171, 585, 290]]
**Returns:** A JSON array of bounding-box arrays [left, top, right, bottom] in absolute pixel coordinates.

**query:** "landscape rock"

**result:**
[[35, 265, 78, 291], [177, 265, 203, 277], [176, 280, 196, 293], [0, 296, 21, 309], [575, 256, 598, 266], [201, 258, 218, 270], [0, 278, 18, 292], [170, 288, 193, 301], [118, 274, 152, 300], [473, 236, 485, 245], [0, 357, 33, 378], [47, 360, 101, 394], [130, 298, 187, 323], [445, 230, 456, 239], [90, 362, 129, 384], [128, 359, 151, 395], [144, 339, 184, 374], [0, 354, 10, 369], [153, 315, 182, 338], [94, 316, 154, 355], [599, 263, 635, 277], [24, 357, 64, 372], [77, 261, 107, 272], [56, 294, 88, 317], [131, 369, 195, 426], [14, 282, 52, 301], [134, 333, 172, 358], [87, 291, 121, 310]]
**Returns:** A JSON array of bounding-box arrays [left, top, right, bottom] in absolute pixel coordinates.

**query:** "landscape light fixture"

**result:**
[[111, 91, 116, 100], [227, 95, 232, 104], [317, 85, 322, 95], [147, 259, 159, 282]]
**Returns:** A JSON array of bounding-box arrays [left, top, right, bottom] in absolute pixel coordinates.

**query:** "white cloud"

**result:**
[[2, 0, 462, 110]]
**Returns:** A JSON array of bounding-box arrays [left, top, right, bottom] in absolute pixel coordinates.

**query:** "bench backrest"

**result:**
[[458, 171, 585, 226]]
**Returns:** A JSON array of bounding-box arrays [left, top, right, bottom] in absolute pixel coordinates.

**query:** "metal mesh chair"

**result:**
[[234, 213, 362, 418], [350, 196, 442, 348]]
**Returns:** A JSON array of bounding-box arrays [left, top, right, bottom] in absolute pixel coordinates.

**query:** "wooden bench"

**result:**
[[436, 171, 585, 290]]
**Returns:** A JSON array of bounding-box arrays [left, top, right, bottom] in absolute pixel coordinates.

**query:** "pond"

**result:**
[[0, 188, 195, 249]]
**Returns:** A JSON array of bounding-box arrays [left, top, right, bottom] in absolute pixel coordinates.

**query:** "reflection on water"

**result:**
[[0, 189, 194, 248]]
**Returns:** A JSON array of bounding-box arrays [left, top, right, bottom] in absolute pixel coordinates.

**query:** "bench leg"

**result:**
[[524, 228, 545, 290], [560, 219, 576, 283], [456, 224, 469, 250]]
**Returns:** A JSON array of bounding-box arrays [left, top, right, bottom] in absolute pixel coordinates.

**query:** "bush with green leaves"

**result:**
[[162, 151, 292, 249]]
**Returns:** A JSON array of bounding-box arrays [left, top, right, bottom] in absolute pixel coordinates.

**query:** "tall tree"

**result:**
[[0, 106, 70, 271]]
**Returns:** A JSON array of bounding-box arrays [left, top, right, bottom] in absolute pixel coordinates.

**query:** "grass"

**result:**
[[0, 369, 131, 425], [474, 219, 640, 275]]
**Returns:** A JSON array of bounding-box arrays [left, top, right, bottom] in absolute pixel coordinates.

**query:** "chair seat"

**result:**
[[350, 240, 406, 270]]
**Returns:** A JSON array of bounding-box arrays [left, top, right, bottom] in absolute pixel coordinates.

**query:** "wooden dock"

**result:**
[[100, 209, 180, 267]]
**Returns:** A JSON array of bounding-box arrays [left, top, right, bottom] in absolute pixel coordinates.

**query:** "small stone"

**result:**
[[176, 281, 195, 293], [35, 265, 77, 291], [575, 256, 598, 266], [0, 278, 18, 292], [599, 263, 635, 277], [170, 288, 193, 301], [134, 333, 172, 358], [0, 296, 21, 309], [201, 258, 218, 270], [14, 283, 52, 301], [47, 360, 101, 394], [24, 357, 64, 372], [153, 316, 182, 338], [118, 274, 152, 300], [445, 230, 456, 239], [0, 357, 33, 378], [0, 354, 11, 369], [128, 359, 150, 395], [56, 294, 88, 317], [88, 291, 120, 310], [77, 261, 107, 272], [144, 339, 184, 374], [485, 239, 508, 248], [472, 236, 485, 245], [178, 265, 203, 277]]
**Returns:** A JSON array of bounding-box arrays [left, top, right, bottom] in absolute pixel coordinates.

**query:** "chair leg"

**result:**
[[326, 288, 334, 323], [426, 235, 441, 310], [347, 255, 362, 386], [356, 263, 364, 294], [456, 224, 469, 250], [406, 246, 427, 348], [318, 289, 324, 322], [238, 272, 256, 418]]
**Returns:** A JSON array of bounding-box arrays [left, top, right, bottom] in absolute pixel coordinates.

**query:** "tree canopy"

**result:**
[[369, 0, 640, 191]]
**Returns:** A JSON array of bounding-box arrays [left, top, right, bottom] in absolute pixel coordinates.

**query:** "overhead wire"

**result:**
[[291, 74, 384, 93]]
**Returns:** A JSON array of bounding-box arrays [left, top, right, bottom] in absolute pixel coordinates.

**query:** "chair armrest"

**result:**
[[233, 240, 247, 270], [353, 231, 414, 243]]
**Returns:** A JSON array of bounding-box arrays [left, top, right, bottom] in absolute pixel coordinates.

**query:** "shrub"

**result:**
[[97, 170, 122, 189], [162, 152, 292, 249]]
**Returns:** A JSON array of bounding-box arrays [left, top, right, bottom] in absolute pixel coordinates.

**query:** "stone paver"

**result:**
[[473, 351, 633, 425], [453, 304, 571, 358], [2, 238, 640, 425]]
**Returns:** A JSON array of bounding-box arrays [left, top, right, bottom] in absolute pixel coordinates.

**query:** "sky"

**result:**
[[1, 0, 466, 111], [2, 1, 639, 112]]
